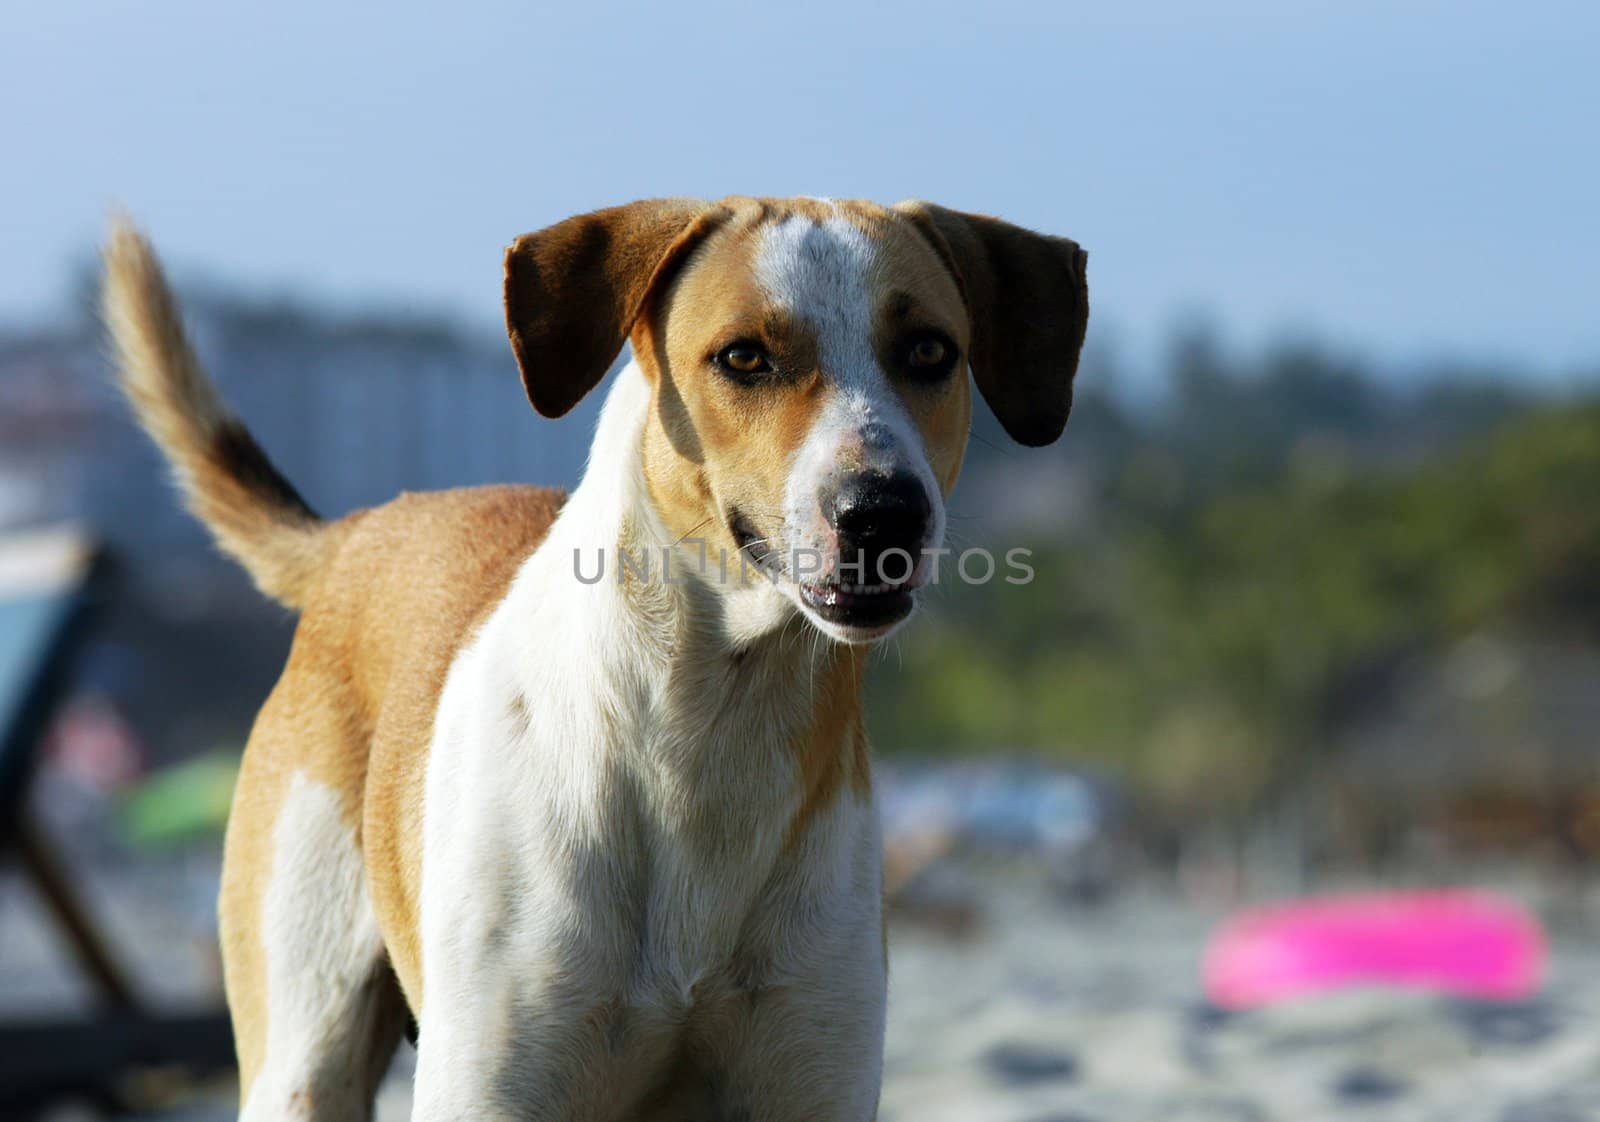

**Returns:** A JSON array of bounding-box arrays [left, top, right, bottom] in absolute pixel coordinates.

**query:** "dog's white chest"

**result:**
[[416, 578, 872, 999]]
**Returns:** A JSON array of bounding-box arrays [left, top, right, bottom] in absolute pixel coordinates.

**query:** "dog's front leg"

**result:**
[[408, 997, 590, 1122], [712, 906, 888, 1121], [406, 841, 670, 1119], [408, 967, 663, 1122], [717, 971, 887, 1119], [408, 816, 653, 1118]]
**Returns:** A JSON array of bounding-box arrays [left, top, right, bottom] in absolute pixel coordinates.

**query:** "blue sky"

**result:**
[[4, 0, 1596, 389]]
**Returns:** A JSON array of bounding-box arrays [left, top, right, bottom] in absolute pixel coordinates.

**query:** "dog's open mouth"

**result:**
[[797, 579, 915, 629], [730, 508, 918, 632]]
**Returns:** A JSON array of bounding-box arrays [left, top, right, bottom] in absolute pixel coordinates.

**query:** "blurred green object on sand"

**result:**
[[120, 750, 238, 847]]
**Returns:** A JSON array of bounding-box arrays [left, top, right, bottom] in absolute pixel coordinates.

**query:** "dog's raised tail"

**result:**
[[102, 219, 333, 610]]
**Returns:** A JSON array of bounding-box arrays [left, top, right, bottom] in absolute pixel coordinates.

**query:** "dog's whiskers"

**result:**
[[672, 514, 716, 548]]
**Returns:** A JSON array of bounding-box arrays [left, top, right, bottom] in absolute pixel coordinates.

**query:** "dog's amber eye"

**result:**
[[902, 332, 956, 379], [908, 337, 947, 368], [714, 343, 773, 379]]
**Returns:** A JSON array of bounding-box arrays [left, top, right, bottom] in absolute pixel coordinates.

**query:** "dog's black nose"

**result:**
[[821, 469, 932, 584]]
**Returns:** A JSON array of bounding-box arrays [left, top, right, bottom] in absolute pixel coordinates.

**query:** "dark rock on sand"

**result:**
[[984, 1042, 1080, 1085], [1332, 1066, 1408, 1103], [1452, 999, 1561, 1048]]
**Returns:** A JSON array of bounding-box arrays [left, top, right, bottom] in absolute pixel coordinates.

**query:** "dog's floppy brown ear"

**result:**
[[895, 202, 1089, 447], [504, 199, 724, 418]]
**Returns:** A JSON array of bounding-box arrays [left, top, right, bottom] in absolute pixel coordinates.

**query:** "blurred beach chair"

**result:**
[[0, 527, 232, 1116]]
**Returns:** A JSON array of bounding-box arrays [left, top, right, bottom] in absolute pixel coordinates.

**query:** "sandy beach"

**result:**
[[8, 851, 1600, 1122], [880, 876, 1600, 1122]]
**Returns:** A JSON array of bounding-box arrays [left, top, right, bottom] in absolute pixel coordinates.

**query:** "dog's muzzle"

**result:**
[[804, 468, 933, 630]]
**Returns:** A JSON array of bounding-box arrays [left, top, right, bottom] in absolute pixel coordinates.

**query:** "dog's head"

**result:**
[[505, 197, 1088, 644]]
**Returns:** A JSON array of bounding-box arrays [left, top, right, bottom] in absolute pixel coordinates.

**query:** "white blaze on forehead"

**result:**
[[755, 212, 946, 572], [754, 213, 878, 383], [754, 213, 916, 452]]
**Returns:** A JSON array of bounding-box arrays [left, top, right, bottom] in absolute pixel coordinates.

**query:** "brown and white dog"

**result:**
[[103, 196, 1088, 1121]]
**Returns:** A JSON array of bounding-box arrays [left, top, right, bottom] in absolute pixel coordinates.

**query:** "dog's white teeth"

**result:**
[[840, 582, 892, 595]]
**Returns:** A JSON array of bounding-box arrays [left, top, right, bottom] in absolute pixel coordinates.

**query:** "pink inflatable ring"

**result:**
[[1203, 889, 1546, 1010]]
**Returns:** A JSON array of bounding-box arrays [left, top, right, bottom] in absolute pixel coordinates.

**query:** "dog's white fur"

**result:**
[[761, 215, 948, 633], [105, 195, 1088, 1122], [249, 774, 395, 1119], [406, 362, 885, 1118]]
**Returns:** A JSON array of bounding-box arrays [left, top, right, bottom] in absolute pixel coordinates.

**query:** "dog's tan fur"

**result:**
[[106, 228, 573, 1082], [222, 485, 567, 1082], [633, 200, 976, 559], [104, 225, 339, 608], [104, 197, 1087, 1120]]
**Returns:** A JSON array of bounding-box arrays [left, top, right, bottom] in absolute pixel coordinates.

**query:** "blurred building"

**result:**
[[0, 296, 596, 765]]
